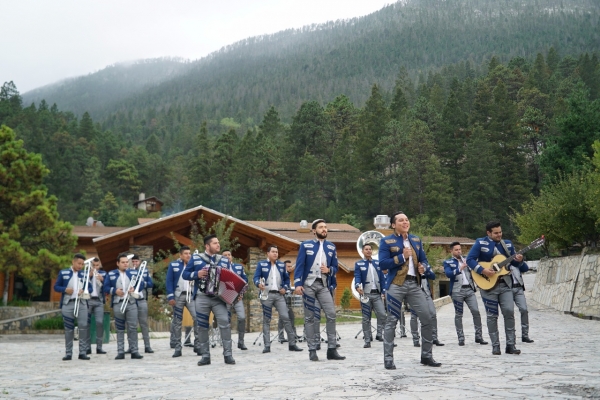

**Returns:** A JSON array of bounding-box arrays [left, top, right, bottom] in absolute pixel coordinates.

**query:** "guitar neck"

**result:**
[[498, 243, 534, 268]]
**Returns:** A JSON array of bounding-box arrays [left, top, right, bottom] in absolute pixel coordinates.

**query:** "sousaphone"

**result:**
[[351, 230, 385, 304]]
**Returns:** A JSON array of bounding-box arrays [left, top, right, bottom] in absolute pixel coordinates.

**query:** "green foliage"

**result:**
[[340, 287, 352, 311], [33, 316, 64, 330], [0, 125, 77, 302]]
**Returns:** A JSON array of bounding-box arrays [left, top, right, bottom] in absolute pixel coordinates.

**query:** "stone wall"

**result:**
[[0, 309, 62, 332], [531, 253, 600, 318]]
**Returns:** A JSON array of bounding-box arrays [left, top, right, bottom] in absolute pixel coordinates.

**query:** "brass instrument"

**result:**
[[351, 278, 370, 304], [74, 258, 94, 317], [131, 261, 147, 300], [258, 277, 269, 300], [357, 230, 385, 261], [121, 274, 140, 313]]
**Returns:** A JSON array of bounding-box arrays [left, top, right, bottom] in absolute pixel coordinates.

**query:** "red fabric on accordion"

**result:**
[[217, 268, 248, 305]]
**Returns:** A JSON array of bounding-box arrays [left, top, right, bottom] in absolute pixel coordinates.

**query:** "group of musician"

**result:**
[[54, 213, 533, 369]]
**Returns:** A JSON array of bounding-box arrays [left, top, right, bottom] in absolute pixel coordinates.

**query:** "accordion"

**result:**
[[217, 268, 248, 305]]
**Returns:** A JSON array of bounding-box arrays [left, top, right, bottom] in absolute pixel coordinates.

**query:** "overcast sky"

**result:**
[[1, 0, 392, 93]]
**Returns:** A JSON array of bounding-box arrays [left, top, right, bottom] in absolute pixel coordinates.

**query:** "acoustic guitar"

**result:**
[[471, 236, 545, 290]]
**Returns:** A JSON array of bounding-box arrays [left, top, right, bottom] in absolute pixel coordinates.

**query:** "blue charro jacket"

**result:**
[[253, 259, 291, 290], [378, 232, 429, 290], [443, 257, 476, 296], [466, 237, 529, 277], [103, 268, 142, 307], [182, 252, 231, 297], [294, 239, 339, 289], [353, 258, 386, 293], [53, 267, 85, 309], [230, 263, 248, 283]]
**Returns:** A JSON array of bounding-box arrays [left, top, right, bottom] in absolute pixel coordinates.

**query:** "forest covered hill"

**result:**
[[22, 0, 600, 133]]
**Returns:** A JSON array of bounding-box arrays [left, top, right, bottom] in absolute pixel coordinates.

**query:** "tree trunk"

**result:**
[[2, 273, 9, 306]]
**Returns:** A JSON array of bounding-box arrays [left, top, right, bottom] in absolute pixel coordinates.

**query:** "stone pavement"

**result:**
[[1, 273, 599, 399]]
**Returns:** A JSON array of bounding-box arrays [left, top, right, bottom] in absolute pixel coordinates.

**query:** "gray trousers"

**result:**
[[512, 286, 529, 338], [480, 283, 515, 347], [136, 299, 151, 348], [228, 299, 246, 344], [452, 287, 483, 342], [195, 293, 232, 357], [114, 301, 139, 354], [261, 292, 296, 347], [303, 280, 336, 350], [409, 291, 438, 343], [62, 300, 89, 356], [385, 280, 433, 361], [171, 293, 199, 351], [278, 302, 296, 340], [86, 298, 104, 350], [361, 292, 386, 343]]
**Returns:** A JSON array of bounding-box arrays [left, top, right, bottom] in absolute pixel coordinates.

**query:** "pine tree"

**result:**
[[0, 125, 77, 302]]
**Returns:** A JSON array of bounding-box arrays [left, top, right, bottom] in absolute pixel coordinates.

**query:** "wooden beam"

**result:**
[[169, 232, 193, 246]]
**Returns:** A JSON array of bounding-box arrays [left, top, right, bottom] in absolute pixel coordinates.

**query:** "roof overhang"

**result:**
[[93, 206, 300, 267]]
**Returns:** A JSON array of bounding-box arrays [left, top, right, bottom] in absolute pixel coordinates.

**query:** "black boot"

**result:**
[[375, 335, 383, 342], [522, 337, 534, 343], [62, 355, 72, 361], [238, 342, 248, 350], [492, 346, 501, 355], [78, 354, 90, 360], [115, 353, 125, 360], [364, 342, 371, 348], [131, 352, 144, 359], [197, 356, 211, 366], [262, 347, 270, 354], [505, 345, 521, 355], [96, 349, 107, 354], [309, 350, 319, 361], [289, 344, 303, 352], [145, 347, 154, 354], [413, 342, 420, 347], [433, 339, 445, 346], [224, 355, 236, 365], [326, 348, 346, 360], [458, 340, 465, 346], [476, 338, 489, 345], [316, 343, 321, 350], [420, 357, 441, 367], [384, 360, 396, 370], [278, 337, 288, 344], [172, 350, 182, 358], [86, 348, 91, 355]]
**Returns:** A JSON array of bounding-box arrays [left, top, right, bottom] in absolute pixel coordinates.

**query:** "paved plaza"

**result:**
[[1, 274, 599, 399]]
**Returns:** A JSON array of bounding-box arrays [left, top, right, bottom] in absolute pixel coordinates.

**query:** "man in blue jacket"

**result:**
[[254, 245, 303, 354], [409, 263, 444, 347], [379, 212, 440, 369], [294, 219, 345, 361], [443, 242, 486, 346], [103, 252, 143, 360], [85, 257, 107, 355], [54, 253, 90, 361], [354, 243, 386, 348], [222, 249, 249, 350], [466, 221, 526, 356], [167, 246, 199, 357], [183, 235, 235, 366]]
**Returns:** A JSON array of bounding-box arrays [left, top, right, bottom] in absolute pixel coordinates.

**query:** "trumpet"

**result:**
[[258, 277, 269, 300], [350, 279, 370, 304], [74, 258, 94, 317]]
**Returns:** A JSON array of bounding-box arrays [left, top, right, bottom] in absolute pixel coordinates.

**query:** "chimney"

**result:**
[[139, 193, 146, 201], [373, 215, 391, 229], [137, 193, 147, 211]]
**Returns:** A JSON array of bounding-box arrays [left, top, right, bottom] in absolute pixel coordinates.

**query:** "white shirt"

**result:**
[[458, 257, 469, 285], [68, 268, 80, 300], [119, 271, 130, 299], [403, 238, 416, 276], [268, 262, 280, 291], [91, 270, 99, 297]]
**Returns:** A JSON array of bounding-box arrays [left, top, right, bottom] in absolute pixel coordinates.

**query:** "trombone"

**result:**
[[120, 261, 147, 313], [74, 258, 94, 317]]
